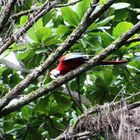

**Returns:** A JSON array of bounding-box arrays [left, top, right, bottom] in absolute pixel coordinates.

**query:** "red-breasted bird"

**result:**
[[50, 53, 128, 79]]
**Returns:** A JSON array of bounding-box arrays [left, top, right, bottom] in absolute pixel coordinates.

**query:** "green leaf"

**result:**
[[9, 73, 21, 87], [114, 8, 129, 21], [35, 27, 52, 43], [3, 120, 15, 133], [20, 16, 28, 26], [100, 32, 114, 47], [42, 12, 53, 25], [35, 48, 48, 54], [127, 64, 140, 73], [61, 7, 80, 26], [127, 42, 140, 49], [28, 127, 42, 140], [54, 92, 71, 110], [100, 0, 107, 5], [51, 117, 65, 130], [18, 49, 34, 60], [130, 8, 140, 13], [97, 15, 115, 27], [53, 14, 64, 27], [21, 106, 32, 121], [56, 25, 70, 36], [27, 19, 43, 42], [76, 0, 91, 19], [70, 111, 78, 125], [35, 95, 66, 115], [113, 22, 133, 38], [45, 35, 60, 46], [87, 22, 97, 30], [111, 2, 130, 10], [34, 98, 48, 114]]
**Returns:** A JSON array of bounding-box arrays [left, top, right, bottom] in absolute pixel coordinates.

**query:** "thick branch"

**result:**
[[0, 0, 17, 32], [0, 0, 100, 110], [1, 20, 140, 117]]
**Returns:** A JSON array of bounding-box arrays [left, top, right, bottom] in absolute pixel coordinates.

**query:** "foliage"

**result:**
[[0, 0, 140, 139]]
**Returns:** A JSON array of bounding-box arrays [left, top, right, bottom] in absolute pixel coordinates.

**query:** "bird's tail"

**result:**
[[99, 60, 128, 65]]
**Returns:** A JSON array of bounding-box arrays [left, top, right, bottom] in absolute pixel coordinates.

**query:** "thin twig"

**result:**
[[76, 76, 82, 107], [11, 9, 36, 20], [112, 86, 125, 102], [125, 66, 140, 84], [65, 84, 83, 113], [56, 0, 82, 8], [48, 116, 64, 132], [72, 131, 91, 139], [128, 100, 140, 110], [53, 131, 91, 140]]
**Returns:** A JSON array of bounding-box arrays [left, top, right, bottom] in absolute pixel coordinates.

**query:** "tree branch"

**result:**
[[56, 0, 82, 8], [0, 0, 100, 110], [1, 20, 140, 117], [54, 131, 91, 140], [11, 9, 37, 20], [0, 0, 17, 32], [65, 84, 83, 113], [0, 0, 58, 54], [123, 37, 140, 45]]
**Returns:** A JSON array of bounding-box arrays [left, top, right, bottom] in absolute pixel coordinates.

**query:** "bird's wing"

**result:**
[[61, 53, 89, 62]]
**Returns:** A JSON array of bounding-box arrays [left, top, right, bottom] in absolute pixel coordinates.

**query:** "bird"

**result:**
[[50, 53, 128, 79]]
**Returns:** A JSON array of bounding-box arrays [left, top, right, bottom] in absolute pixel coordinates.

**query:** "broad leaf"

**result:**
[[97, 15, 115, 27], [113, 22, 133, 38], [111, 2, 130, 10], [76, 0, 91, 19], [35, 27, 52, 43], [61, 7, 80, 26]]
